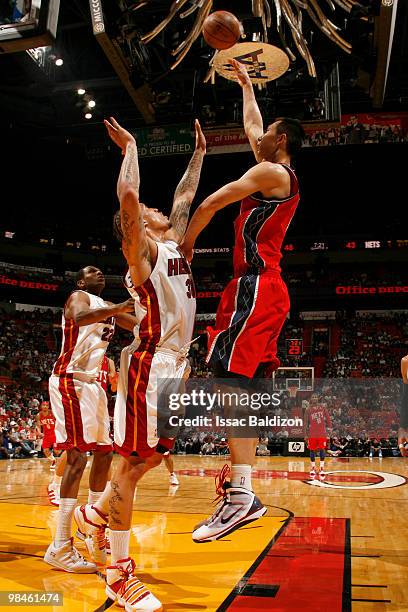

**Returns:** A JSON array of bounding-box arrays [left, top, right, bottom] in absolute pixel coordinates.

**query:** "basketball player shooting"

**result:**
[[74, 117, 206, 611], [180, 59, 305, 543]]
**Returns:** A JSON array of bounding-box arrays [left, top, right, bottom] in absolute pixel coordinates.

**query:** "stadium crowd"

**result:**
[[303, 121, 407, 147], [1, 260, 406, 293], [0, 307, 406, 459]]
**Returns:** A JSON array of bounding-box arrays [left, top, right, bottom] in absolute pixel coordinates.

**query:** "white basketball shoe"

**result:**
[[192, 464, 267, 543]]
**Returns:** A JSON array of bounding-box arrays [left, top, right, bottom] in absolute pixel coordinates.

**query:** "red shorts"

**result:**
[[308, 437, 327, 451], [42, 434, 56, 449], [206, 272, 290, 378]]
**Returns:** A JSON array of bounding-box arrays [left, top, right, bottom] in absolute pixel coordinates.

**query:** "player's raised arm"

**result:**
[[180, 161, 283, 261], [165, 119, 206, 244], [104, 116, 156, 286], [231, 59, 263, 163]]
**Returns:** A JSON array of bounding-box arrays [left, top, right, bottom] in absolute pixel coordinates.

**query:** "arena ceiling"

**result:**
[[0, 0, 407, 142]]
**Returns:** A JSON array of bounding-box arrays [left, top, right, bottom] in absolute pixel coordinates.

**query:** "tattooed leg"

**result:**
[[109, 456, 146, 529], [88, 456, 145, 527]]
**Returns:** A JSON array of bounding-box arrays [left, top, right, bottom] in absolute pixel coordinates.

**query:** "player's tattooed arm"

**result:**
[[105, 117, 157, 284], [118, 141, 140, 198], [166, 119, 206, 243]]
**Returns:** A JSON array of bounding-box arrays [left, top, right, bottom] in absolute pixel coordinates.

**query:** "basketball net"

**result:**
[[288, 385, 298, 398]]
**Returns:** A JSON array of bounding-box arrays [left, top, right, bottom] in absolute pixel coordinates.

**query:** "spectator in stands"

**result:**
[[369, 437, 383, 459], [7, 422, 36, 457], [257, 435, 270, 456], [0, 431, 11, 459], [201, 440, 215, 455], [327, 435, 348, 457]]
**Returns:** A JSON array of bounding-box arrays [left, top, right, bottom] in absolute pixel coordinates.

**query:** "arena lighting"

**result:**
[[85, 113, 92, 119], [77, 88, 86, 95], [54, 57, 63, 66], [4, 231, 15, 239], [88, 100, 96, 108]]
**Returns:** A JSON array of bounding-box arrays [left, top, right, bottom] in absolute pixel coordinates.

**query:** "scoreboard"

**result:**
[[282, 238, 408, 253]]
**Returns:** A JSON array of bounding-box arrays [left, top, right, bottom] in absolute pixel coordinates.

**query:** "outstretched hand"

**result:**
[[194, 118, 206, 153], [230, 58, 252, 87], [104, 117, 135, 153]]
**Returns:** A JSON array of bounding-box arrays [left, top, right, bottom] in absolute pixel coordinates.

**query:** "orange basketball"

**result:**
[[202, 11, 241, 51]]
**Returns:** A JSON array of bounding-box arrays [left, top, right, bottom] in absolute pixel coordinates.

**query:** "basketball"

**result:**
[[202, 11, 241, 51]]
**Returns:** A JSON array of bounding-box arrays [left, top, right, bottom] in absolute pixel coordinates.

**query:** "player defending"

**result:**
[[75, 117, 205, 610], [44, 267, 135, 573], [304, 393, 331, 476], [180, 60, 304, 542]]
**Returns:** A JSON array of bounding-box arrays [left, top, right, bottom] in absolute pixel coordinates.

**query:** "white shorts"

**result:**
[[114, 344, 189, 458], [49, 374, 112, 452]]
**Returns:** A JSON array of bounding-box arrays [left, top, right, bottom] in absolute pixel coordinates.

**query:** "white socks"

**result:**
[[110, 529, 131, 565], [91, 481, 112, 516], [55, 498, 77, 547], [88, 488, 105, 505], [231, 465, 252, 491], [53, 475, 62, 486]]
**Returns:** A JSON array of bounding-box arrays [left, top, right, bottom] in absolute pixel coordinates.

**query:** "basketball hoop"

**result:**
[[288, 385, 298, 398], [213, 42, 290, 83]]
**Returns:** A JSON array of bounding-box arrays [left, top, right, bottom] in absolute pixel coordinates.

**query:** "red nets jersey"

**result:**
[[233, 164, 299, 276], [96, 355, 109, 393], [40, 412, 56, 435], [305, 405, 331, 437]]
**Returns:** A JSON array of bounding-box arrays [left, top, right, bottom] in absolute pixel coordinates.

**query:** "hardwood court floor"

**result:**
[[0, 456, 407, 611]]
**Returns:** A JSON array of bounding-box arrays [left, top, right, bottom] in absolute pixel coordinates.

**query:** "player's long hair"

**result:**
[[113, 210, 123, 243]]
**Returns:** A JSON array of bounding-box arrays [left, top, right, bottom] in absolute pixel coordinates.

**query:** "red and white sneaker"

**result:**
[[310, 467, 316, 476], [106, 557, 162, 611], [47, 484, 60, 507], [44, 538, 97, 573], [76, 528, 86, 542], [74, 504, 108, 535], [319, 467, 326, 476], [74, 504, 108, 567]]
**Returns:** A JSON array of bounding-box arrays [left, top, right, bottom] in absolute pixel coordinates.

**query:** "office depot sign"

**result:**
[[336, 285, 408, 295], [0, 275, 59, 292]]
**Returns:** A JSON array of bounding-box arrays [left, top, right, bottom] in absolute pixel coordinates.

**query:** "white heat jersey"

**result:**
[[124, 240, 196, 352], [53, 290, 115, 378]]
